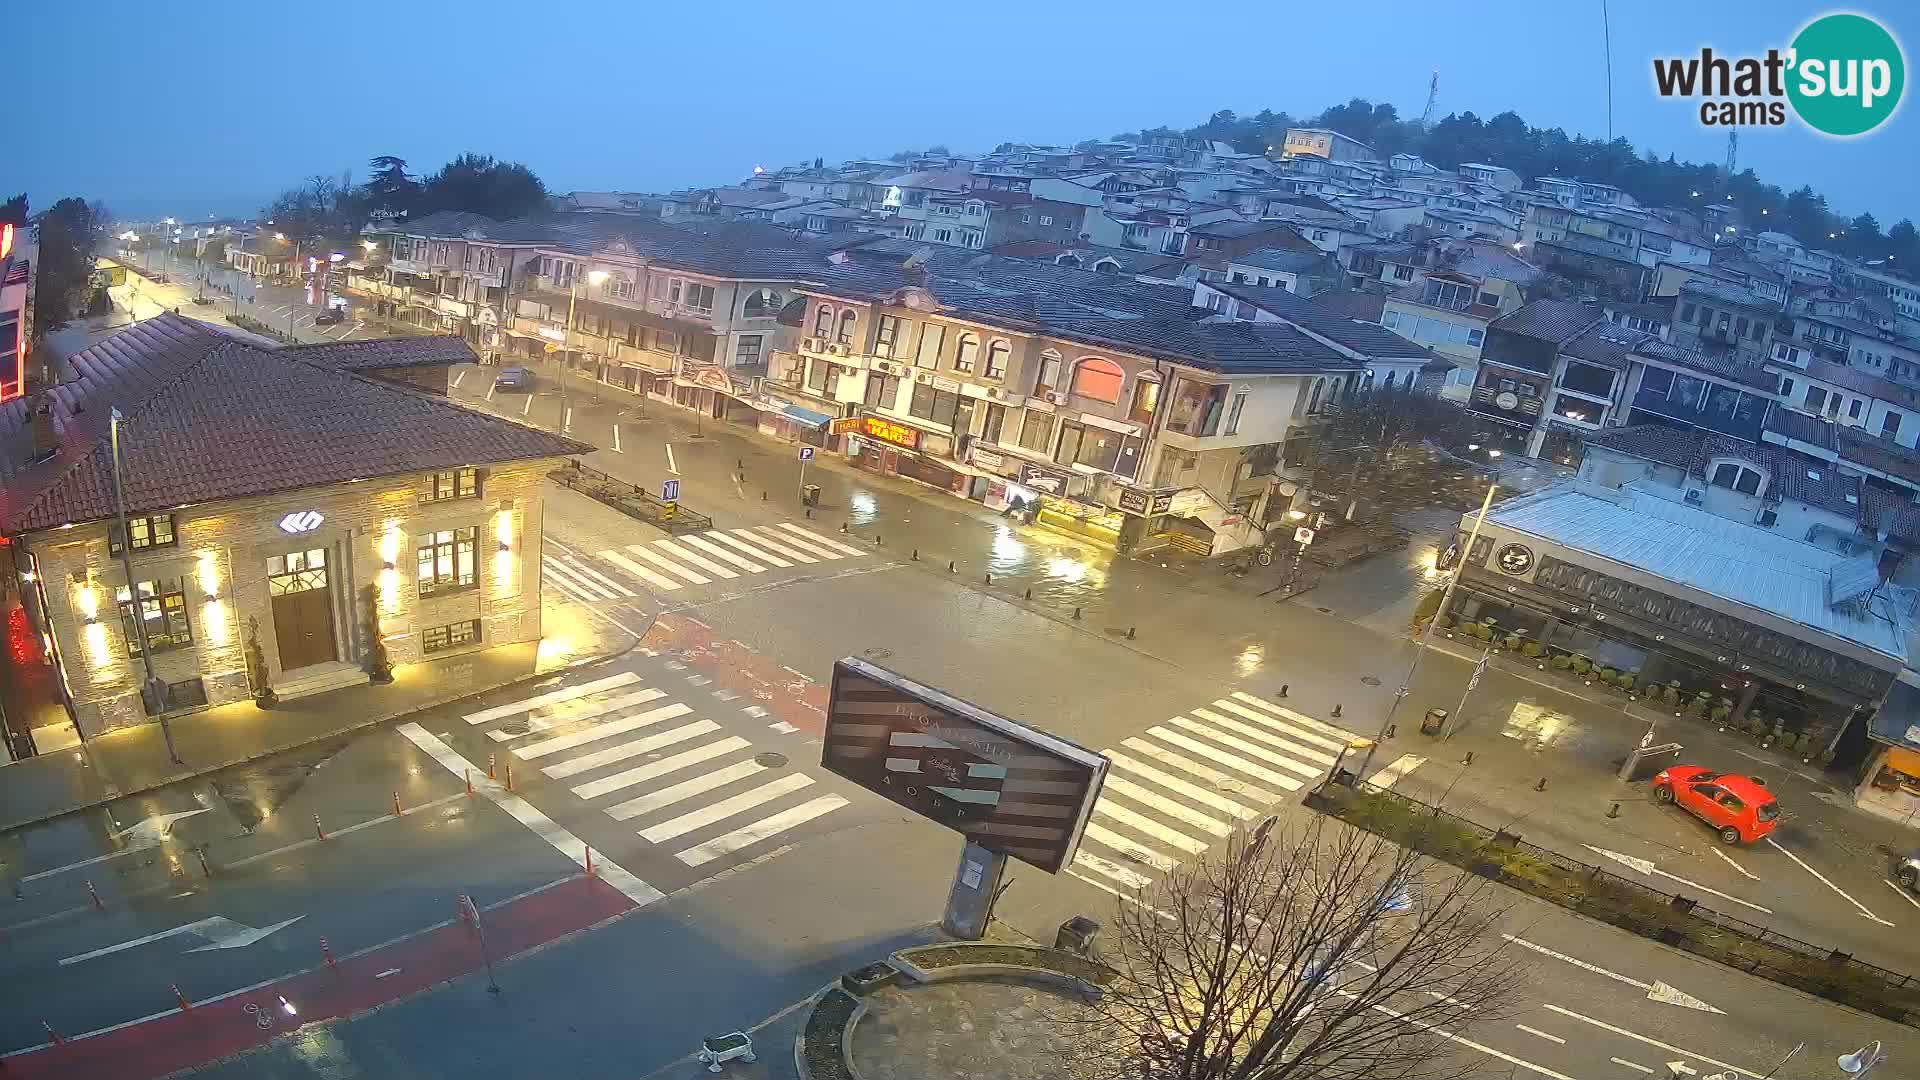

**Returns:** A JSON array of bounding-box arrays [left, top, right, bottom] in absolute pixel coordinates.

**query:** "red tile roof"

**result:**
[[280, 336, 479, 371], [0, 315, 586, 534]]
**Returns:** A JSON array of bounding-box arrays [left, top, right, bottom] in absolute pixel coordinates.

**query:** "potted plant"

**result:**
[[244, 616, 277, 709], [1684, 692, 1709, 719], [1504, 633, 1525, 653], [360, 583, 394, 684]]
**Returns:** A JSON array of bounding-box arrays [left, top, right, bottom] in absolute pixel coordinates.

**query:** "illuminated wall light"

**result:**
[[492, 510, 516, 593], [75, 583, 99, 622], [379, 522, 403, 613], [203, 599, 231, 647], [83, 622, 111, 667], [196, 552, 221, 600]]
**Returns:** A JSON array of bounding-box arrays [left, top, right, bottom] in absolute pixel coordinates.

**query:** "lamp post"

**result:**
[[564, 270, 610, 435], [108, 408, 183, 765]]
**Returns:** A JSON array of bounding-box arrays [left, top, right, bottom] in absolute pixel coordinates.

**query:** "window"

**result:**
[[734, 335, 764, 367], [982, 403, 1007, 443], [117, 578, 191, 656], [985, 341, 1010, 380], [1476, 291, 1500, 308], [1020, 213, 1032, 224], [1422, 280, 1474, 311], [933, 228, 953, 244], [1695, 304, 1712, 328], [1710, 461, 1764, 495], [1040, 215, 1053, 226], [876, 315, 900, 356], [1734, 317, 1750, 339], [418, 467, 479, 504], [1804, 385, 1828, 413], [1224, 390, 1248, 435], [110, 514, 178, 555], [418, 527, 477, 597], [1849, 398, 1863, 420], [915, 323, 944, 369], [864, 373, 902, 410], [1466, 328, 1485, 347], [807, 358, 830, 393], [1035, 350, 1062, 393], [953, 334, 979, 374], [812, 305, 833, 337], [1018, 411, 1055, 454], [1885, 413, 1904, 438], [652, 328, 680, 354], [742, 289, 783, 319], [1750, 319, 1765, 341], [681, 283, 715, 315], [1780, 377, 1795, 398], [268, 548, 327, 593], [1392, 264, 1415, 282], [1070, 358, 1126, 403], [908, 383, 960, 427], [1557, 362, 1613, 398], [1130, 378, 1161, 425], [1053, 421, 1087, 466], [836, 309, 857, 345], [423, 619, 481, 654]]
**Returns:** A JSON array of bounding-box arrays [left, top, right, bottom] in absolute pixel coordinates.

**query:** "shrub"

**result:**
[[1616, 674, 1636, 694], [1504, 634, 1525, 653], [1597, 666, 1618, 684], [1570, 655, 1592, 676], [1521, 641, 1544, 658], [1411, 589, 1446, 626], [1436, 615, 1454, 630], [1550, 654, 1572, 671], [1710, 704, 1732, 723]]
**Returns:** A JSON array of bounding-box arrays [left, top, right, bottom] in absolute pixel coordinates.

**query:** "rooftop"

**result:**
[[1489, 300, 1604, 344], [1230, 247, 1328, 274], [0, 315, 586, 536]]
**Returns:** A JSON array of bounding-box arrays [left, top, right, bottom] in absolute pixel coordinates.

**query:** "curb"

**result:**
[[1, 628, 644, 835]]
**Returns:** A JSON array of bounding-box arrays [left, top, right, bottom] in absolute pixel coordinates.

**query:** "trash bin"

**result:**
[[1421, 708, 1448, 736], [1056, 915, 1100, 955], [802, 484, 822, 508]]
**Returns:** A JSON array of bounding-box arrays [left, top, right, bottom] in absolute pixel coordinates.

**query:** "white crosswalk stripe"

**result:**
[[543, 560, 622, 601], [1068, 696, 1367, 897], [461, 675, 852, 875], [542, 569, 603, 606], [589, 525, 870, 595]]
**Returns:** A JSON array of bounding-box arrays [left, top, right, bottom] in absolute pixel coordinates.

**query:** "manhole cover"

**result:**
[[862, 647, 894, 660], [498, 720, 529, 736], [1361, 675, 1383, 686], [1316, 606, 1334, 614], [754, 752, 789, 769]]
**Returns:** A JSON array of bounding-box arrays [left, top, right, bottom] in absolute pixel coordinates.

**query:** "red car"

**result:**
[[1652, 766, 1781, 844]]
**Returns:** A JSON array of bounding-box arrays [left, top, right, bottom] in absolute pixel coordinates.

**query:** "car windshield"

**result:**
[[1691, 770, 1721, 782], [1756, 801, 1780, 822]]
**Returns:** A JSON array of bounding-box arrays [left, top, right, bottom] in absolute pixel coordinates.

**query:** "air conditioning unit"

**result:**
[[803, 337, 824, 353], [828, 343, 849, 356], [915, 371, 934, 384], [1684, 488, 1703, 505], [985, 387, 1004, 400], [1044, 390, 1066, 405]]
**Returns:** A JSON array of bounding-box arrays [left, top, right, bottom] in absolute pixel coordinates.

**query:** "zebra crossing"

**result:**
[[540, 521, 870, 605], [462, 671, 849, 870], [1069, 691, 1370, 892]]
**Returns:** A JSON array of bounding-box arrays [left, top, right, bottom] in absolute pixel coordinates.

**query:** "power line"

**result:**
[[1601, 0, 1615, 142]]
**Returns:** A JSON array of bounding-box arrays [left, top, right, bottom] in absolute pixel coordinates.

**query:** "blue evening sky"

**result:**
[[13, 1, 1915, 229]]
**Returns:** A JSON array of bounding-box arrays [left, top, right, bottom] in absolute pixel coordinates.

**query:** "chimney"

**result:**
[[27, 396, 57, 465]]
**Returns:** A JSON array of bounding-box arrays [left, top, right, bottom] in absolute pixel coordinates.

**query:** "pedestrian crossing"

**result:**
[[539, 522, 870, 605], [1069, 691, 1365, 893], [462, 672, 849, 870]]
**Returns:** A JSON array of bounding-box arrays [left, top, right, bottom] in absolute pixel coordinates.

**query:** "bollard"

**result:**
[[173, 984, 193, 1011], [985, 572, 992, 585], [1127, 626, 1136, 640], [947, 560, 954, 572], [392, 791, 403, 817], [840, 522, 848, 533], [196, 847, 213, 879], [1607, 802, 1621, 819], [1462, 751, 1474, 766], [1073, 606, 1082, 620], [1534, 777, 1548, 792], [466, 769, 474, 798], [806, 507, 813, 518], [1384, 724, 1396, 740], [314, 814, 327, 841], [1278, 684, 1289, 698], [458, 899, 473, 927], [912, 549, 919, 560], [585, 846, 596, 877], [874, 535, 881, 546], [1332, 703, 1343, 718], [504, 763, 514, 792], [43, 1020, 65, 1046], [321, 937, 336, 968], [488, 753, 497, 781], [86, 880, 104, 911], [1024, 588, 1032, 600], [738, 459, 744, 470]]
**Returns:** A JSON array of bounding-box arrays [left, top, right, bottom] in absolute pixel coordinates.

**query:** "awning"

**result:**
[[782, 404, 834, 429]]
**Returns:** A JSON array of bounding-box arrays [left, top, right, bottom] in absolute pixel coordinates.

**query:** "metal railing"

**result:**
[[547, 459, 713, 535]]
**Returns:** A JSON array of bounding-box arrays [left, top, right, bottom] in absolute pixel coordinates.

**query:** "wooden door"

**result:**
[[268, 547, 337, 672]]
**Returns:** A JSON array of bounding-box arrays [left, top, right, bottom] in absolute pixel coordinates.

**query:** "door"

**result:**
[[1687, 784, 1731, 829], [268, 547, 337, 672]]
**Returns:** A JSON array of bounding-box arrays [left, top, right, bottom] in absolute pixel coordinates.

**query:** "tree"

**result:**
[[31, 197, 106, 336], [416, 153, 548, 219], [0, 194, 25, 227], [1060, 818, 1525, 1080]]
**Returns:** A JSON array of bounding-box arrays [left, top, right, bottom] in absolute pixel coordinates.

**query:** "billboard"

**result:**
[[822, 658, 1107, 874]]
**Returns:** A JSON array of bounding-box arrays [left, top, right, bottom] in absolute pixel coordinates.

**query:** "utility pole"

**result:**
[[108, 408, 182, 765]]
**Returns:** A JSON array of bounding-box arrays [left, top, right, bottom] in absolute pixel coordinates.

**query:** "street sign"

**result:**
[[662, 479, 680, 502], [1465, 654, 1487, 693], [543, 342, 559, 353], [663, 502, 677, 522], [1294, 526, 1316, 545], [798, 446, 815, 462], [822, 658, 1108, 874]]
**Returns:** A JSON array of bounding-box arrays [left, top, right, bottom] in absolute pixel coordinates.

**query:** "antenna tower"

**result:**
[[1421, 70, 1440, 129]]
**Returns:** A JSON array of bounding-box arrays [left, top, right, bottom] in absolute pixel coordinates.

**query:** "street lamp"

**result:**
[[108, 407, 183, 765], [562, 269, 610, 435]]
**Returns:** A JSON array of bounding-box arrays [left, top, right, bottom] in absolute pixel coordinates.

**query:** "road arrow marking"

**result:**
[[58, 914, 303, 965], [1583, 845, 1773, 915], [23, 808, 214, 882], [1545, 1004, 1766, 1079], [1502, 935, 1724, 1014], [1666, 1061, 1697, 1077], [1613, 1059, 1655, 1075], [185, 915, 304, 952], [1765, 837, 1894, 926]]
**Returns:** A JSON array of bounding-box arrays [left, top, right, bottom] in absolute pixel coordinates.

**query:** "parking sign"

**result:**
[[662, 479, 680, 501], [798, 447, 815, 462]]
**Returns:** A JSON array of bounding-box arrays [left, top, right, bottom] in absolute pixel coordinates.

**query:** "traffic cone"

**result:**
[[585, 846, 595, 877], [314, 814, 327, 841], [172, 984, 193, 1011], [392, 791, 403, 817], [321, 937, 336, 968], [86, 880, 104, 911], [487, 753, 496, 781]]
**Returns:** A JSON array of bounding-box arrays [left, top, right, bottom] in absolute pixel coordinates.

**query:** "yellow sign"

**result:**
[[543, 342, 560, 353], [861, 415, 921, 450], [829, 417, 861, 436], [663, 501, 677, 521]]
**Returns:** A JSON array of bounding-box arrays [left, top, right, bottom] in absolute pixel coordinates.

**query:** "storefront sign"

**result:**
[[830, 417, 861, 436], [862, 415, 921, 450], [278, 510, 325, 535], [1019, 463, 1066, 494], [932, 376, 961, 392], [1496, 543, 1535, 576], [971, 447, 1005, 470], [683, 364, 745, 398], [1117, 488, 1175, 516]]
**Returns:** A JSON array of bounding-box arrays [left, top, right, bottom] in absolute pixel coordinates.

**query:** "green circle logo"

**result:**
[[1787, 13, 1905, 136]]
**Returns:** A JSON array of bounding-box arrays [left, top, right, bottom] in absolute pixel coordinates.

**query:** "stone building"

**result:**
[[0, 315, 584, 741]]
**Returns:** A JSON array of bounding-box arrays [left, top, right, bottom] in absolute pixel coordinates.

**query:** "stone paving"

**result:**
[[850, 976, 1112, 1080]]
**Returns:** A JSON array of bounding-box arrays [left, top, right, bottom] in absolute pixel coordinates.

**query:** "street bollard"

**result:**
[[762, 491, 767, 501], [1127, 626, 1136, 639], [874, 535, 881, 546], [321, 937, 336, 968], [458, 898, 473, 928], [585, 847, 596, 877], [1073, 606, 1082, 620], [911, 549, 919, 561], [1332, 703, 1343, 718], [314, 814, 328, 841], [946, 560, 953, 572], [1535, 777, 1548, 792], [488, 753, 497, 781], [392, 791, 403, 817], [196, 847, 213, 878], [465, 769, 474, 797], [985, 572, 992, 585], [1024, 588, 1032, 600], [840, 522, 848, 533], [86, 880, 104, 911], [173, 984, 193, 1011], [43, 1020, 64, 1045], [1607, 802, 1621, 819], [805, 508, 813, 518], [1278, 684, 1289, 697], [504, 763, 514, 792], [1384, 724, 1396, 740], [1462, 751, 1475, 766]]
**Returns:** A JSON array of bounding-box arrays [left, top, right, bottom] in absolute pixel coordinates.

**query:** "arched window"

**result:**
[[744, 289, 783, 319], [954, 334, 979, 373], [812, 304, 833, 337], [1383, 370, 1398, 389], [985, 340, 1011, 380], [1129, 376, 1161, 423], [836, 309, 857, 345], [1092, 259, 1121, 275], [1308, 378, 1326, 413], [1070, 357, 1126, 403], [1055, 254, 1083, 268]]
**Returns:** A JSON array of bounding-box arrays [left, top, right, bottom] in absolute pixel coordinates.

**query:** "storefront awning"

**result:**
[[781, 404, 834, 429]]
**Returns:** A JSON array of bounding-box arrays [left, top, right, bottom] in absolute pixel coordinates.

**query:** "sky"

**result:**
[[11, 0, 1916, 227]]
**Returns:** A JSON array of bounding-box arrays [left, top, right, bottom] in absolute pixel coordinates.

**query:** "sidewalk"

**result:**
[[0, 596, 634, 833]]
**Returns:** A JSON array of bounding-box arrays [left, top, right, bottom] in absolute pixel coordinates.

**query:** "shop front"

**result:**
[[676, 363, 763, 424], [1859, 676, 1920, 825], [848, 413, 964, 493]]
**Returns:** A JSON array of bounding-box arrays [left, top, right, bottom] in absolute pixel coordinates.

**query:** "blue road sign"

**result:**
[[662, 479, 680, 501], [798, 447, 816, 462]]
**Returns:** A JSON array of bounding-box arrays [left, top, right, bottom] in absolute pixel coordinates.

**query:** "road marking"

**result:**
[[397, 723, 663, 906], [544, 721, 717, 780], [575, 738, 752, 801], [611, 424, 622, 452], [639, 772, 816, 843], [598, 549, 684, 591], [1101, 776, 1231, 836], [563, 406, 573, 433], [1367, 754, 1426, 790], [609, 759, 766, 819], [624, 544, 712, 585], [1210, 699, 1349, 753], [521, 394, 533, 416], [676, 794, 847, 867], [1884, 879, 1920, 911], [1500, 934, 1723, 1013], [1117, 739, 1280, 804], [463, 672, 640, 724], [1583, 845, 1772, 914], [1514, 1024, 1564, 1045], [1071, 852, 1155, 891], [1361, 996, 1580, 1080], [1541, 1004, 1764, 1079], [223, 792, 471, 868], [514, 703, 696, 759], [651, 539, 739, 579], [707, 530, 793, 568], [59, 915, 303, 966], [1764, 837, 1893, 925], [451, 369, 466, 388], [486, 381, 496, 402], [23, 808, 213, 881], [680, 534, 766, 573], [1092, 801, 1209, 854], [666, 444, 679, 474], [488, 687, 666, 740], [1612, 1058, 1655, 1074], [1190, 707, 1336, 766], [1708, 846, 1758, 880]]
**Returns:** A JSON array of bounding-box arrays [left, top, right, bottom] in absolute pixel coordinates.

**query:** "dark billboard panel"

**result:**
[[822, 658, 1107, 874]]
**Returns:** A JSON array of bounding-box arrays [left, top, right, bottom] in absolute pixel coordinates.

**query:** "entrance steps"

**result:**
[[274, 660, 369, 702]]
